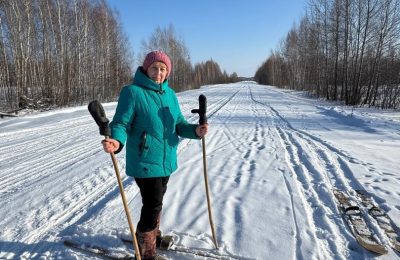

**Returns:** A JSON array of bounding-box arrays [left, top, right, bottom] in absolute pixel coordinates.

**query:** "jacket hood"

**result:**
[[133, 67, 168, 93]]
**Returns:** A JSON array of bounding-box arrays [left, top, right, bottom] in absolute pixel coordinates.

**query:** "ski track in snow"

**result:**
[[249, 86, 399, 259], [0, 83, 399, 259]]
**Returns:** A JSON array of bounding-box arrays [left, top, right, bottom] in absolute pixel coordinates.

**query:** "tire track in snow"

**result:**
[[248, 87, 305, 259], [167, 85, 261, 253], [177, 86, 243, 154], [0, 110, 134, 258], [0, 116, 98, 191], [246, 87, 304, 259], [251, 85, 395, 258], [1, 164, 125, 259], [202, 85, 294, 258], [275, 126, 351, 258], [0, 116, 94, 158], [278, 166, 304, 260], [212, 86, 258, 250], [249, 86, 351, 259], [0, 139, 99, 197]]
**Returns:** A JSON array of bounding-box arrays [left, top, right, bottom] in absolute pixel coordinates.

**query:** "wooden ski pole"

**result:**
[[201, 136, 218, 249], [108, 138, 141, 260], [192, 95, 218, 249], [88, 101, 141, 260]]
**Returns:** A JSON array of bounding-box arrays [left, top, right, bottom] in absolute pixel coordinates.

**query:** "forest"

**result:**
[[0, 0, 238, 111], [2, 0, 399, 111], [255, 0, 400, 109]]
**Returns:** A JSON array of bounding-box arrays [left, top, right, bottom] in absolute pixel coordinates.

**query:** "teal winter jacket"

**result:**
[[110, 67, 199, 178]]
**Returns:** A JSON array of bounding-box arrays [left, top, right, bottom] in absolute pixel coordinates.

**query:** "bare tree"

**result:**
[[0, 0, 133, 110], [255, 0, 400, 109], [140, 24, 193, 91]]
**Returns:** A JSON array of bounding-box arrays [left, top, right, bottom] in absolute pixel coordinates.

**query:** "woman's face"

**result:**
[[146, 62, 168, 84]]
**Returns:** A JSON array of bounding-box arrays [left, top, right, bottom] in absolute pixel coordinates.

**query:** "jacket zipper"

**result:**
[[157, 84, 167, 176]]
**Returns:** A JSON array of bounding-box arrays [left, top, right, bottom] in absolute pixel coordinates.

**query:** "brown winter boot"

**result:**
[[155, 213, 173, 250], [136, 229, 168, 260], [155, 213, 162, 247]]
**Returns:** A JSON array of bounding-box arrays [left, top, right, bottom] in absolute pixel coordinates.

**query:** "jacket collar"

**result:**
[[133, 67, 168, 93]]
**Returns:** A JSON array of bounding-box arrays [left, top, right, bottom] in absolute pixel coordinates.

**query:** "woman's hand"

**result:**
[[102, 138, 120, 153], [196, 124, 209, 138]]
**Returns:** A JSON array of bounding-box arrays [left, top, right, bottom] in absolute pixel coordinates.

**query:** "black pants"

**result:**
[[135, 176, 169, 232]]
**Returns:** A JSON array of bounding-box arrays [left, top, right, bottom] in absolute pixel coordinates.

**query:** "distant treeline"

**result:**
[[255, 0, 400, 109], [0, 0, 238, 110]]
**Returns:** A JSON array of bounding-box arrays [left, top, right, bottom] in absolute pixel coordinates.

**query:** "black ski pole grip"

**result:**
[[88, 100, 111, 137], [191, 94, 207, 125]]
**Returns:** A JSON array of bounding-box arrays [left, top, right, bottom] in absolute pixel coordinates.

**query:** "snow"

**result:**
[[1, 82, 399, 259]]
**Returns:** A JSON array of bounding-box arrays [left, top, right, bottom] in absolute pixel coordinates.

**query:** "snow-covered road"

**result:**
[[1, 82, 399, 259]]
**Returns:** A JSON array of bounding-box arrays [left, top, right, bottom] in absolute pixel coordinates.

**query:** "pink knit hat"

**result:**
[[142, 51, 172, 77]]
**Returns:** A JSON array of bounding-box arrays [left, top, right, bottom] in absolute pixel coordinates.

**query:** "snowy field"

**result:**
[[0, 82, 399, 259]]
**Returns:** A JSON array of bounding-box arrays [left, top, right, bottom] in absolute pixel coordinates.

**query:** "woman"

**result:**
[[102, 50, 208, 260]]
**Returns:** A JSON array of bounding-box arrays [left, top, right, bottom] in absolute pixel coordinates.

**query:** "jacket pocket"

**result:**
[[138, 131, 150, 157]]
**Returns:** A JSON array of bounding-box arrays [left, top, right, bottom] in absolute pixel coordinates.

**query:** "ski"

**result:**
[[333, 189, 388, 255], [65, 237, 238, 260], [356, 189, 400, 252], [121, 236, 244, 260], [64, 239, 134, 260]]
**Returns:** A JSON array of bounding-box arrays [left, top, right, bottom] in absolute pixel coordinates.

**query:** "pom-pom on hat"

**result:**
[[142, 51, 172, 77]]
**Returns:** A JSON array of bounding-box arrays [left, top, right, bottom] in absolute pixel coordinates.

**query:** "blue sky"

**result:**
[[106, 0, 307, 77]]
